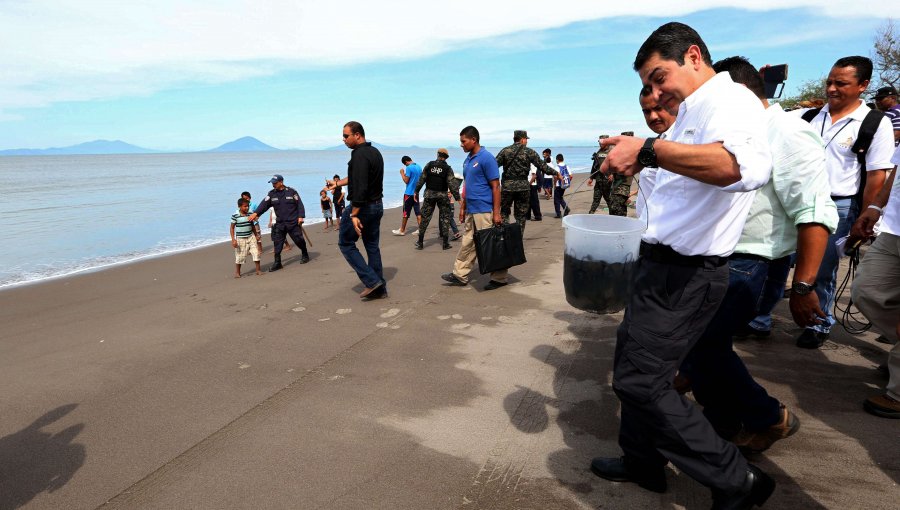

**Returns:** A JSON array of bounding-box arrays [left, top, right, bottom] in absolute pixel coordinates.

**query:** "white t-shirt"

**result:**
[[529, 165, 538, 187], [642, 72, 772, 257], [800, 101, 895, 197], [879, 146, 900, 236]]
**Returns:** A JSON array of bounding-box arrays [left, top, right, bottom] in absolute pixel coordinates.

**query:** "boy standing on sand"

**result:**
[[320, 190, 333, 231], [240, 191, 263, 253], [231, 198, 262, 277]]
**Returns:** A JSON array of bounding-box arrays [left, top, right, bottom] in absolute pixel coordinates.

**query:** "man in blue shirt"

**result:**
[[441, 126, 507, 290], [392, 156, 422, 236]]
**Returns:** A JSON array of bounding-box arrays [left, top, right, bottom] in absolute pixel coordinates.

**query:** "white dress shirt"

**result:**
[[802, 101, 895, 197], [880, 146, 900, 236], [642, 72, 772, 257]]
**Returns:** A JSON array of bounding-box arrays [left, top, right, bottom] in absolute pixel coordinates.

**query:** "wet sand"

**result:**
[[1, 180, 897, 509]]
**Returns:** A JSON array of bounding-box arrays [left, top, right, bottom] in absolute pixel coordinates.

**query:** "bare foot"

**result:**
[[256, 271, 263, 275], [234, 274, 241, 278]]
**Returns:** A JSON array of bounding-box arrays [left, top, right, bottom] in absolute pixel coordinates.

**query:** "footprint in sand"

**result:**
[[451, 323, 471, 330], [390, 325, 401, 330], [481, 317, 493, 321], [376, 322, 389, 328], [451, 314, 463, 320], [238, 362, 251, 370], [292, 306, 306, 312], [380, 308, 400, 318], [318, 318, 331, 322], [498, 316, 515, 324], [336, 308, 352, 315], [437, 315, 451, 320]]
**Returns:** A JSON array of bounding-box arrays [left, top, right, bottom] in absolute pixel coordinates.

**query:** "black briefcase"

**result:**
[[474, 223, 527, 275]]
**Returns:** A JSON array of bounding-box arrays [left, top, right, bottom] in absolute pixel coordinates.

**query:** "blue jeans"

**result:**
[[685, 256, 782, 433], [809, 198, 857, 333], [338, 201, 385, 290], [747, 255, 793, 332]]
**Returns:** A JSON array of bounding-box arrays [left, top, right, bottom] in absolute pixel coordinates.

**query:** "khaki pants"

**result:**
[[852, 232, 900, 400], [234, 236, 260, 264], [452, 212, 507, 284]]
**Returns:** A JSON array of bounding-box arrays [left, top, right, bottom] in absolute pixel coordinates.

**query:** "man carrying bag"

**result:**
[[474, 223, 527, 275], [442, 126, 515, 291]]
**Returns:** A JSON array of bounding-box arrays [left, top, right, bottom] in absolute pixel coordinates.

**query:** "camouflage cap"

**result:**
[[598, 135, 609, 139], [514, 130, 529, 141], [437, 148, 450, 158], [620, 131, 635, 136]]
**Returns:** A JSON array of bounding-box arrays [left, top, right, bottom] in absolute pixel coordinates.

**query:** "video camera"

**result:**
[[760, 64, 788, 99]]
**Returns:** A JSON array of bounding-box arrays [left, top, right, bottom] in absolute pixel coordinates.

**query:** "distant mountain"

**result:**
[[208, 136, 279, 152], [0, 139, 157, 156]]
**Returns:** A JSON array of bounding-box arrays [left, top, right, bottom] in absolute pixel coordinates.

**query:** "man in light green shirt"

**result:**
[[683, 57, 838, 455]]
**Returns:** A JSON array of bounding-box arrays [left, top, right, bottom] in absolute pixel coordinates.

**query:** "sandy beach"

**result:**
[[1, 182, 897, 509]]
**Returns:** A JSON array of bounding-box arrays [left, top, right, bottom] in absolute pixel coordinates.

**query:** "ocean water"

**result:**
[[0, 146, 596, 288]]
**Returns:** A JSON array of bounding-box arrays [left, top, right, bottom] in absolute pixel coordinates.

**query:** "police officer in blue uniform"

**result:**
[[248, 174, 310, 271]]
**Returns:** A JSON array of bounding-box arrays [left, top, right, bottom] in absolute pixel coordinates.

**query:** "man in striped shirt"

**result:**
[[231, 198, 262, 277]]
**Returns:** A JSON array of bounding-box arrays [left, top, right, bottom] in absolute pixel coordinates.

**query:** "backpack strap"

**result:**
[[849, 109, 885, 206], [801, 107, 821, 123]]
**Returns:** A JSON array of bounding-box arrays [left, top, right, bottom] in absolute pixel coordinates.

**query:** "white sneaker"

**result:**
[[409, 229, 419, 235], [392, 229, 406, 236]]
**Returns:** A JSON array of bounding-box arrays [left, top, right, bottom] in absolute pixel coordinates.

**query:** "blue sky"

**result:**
[[0, 1, 888, 151]]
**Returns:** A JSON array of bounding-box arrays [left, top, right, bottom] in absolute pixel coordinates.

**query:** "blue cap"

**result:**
[[268, 174, 284, 184]]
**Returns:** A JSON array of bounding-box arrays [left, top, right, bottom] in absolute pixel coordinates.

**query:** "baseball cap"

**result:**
[[620, 131, 635, 136], [873, 86, 898, 99], [514, 130, 529, 140], [598, 134, 609, 139], [437, 148, 450, 157], [268, 174, 284, 184]]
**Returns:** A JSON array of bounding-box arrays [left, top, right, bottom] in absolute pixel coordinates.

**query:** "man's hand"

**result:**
[[600, 136, 645, 177], [492, 211, 502, 226], [231, 239, 238, 248], [789, 291, 827, 328], [324, 179, 335, 191], [587, 179, 594, 187], [459, 209, 465, 223], [849, 208, 880, 244], [297, 217, 304, 225], [400, 168, 406, 176], [352, 216, 363, 235], [248, 213, 259, 222]]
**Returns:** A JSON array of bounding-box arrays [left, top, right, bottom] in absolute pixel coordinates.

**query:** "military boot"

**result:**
[[414, 234, 424, 250], [268, 254, 283, 272], [442, 235, 451, 250]]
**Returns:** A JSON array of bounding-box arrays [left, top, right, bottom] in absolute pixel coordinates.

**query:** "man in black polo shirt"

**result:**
[[328, 121, 386, 300]]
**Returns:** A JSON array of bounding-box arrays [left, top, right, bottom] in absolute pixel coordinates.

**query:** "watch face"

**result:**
[[638, 149, 654, 167]]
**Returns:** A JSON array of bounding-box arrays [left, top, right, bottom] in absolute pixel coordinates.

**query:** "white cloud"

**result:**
[[0, 0, 884, 115]]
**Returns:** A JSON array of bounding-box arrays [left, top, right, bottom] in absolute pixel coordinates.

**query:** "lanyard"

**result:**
[[820, 112, 854, 151]]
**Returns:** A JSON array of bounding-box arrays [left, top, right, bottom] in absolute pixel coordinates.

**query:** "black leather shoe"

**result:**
[[414, 240, 423, 250], [484, 280, 508, 291], [711, 464, 775, 510], [441, 272, 466, 286], [796, 329, 828, 349], [589, 457, 666, 494], [268, 255, 283, 272], [299, 253, 310, 264]]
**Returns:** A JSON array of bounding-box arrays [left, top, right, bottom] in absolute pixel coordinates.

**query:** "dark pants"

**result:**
[[338, 201, 385, 290], [553, 187, 567, 216], [613, 249, 747, 492], [271, 222, 308, 256], [500, 189, 531, 234], [528, 186, 542, 220], [334, 200, 345, 221], [686, 256, 783, 436]]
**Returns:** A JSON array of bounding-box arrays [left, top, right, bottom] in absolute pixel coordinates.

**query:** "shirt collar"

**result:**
[[679, 71, 733, 117], [821, 100, 872, 122]]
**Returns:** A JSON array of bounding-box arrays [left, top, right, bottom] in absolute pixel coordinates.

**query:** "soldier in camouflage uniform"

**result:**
[[495, 130, 558, 233], [588, 133, 634, 216], [414, 148, 461, 250]]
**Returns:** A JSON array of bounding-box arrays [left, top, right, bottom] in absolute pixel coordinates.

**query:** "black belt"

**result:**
[[830, 195, 855, 201], [639, 242, 728, 268], [729, 253, 771, 262]]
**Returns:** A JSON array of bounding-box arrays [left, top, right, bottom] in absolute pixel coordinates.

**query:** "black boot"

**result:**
[[268, 254, 283, 272], [442, 235, 451, 250], [414, 235, 424, 250], [300, 251, 310, 264]]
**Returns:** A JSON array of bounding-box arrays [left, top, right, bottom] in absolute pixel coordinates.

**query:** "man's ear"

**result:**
[[685, 45, 703, 70]]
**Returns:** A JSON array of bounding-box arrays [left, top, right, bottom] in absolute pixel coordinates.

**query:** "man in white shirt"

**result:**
[[588, 22, 775, 509], [793, 56, 894, 349], [850, 145, 900, 419]]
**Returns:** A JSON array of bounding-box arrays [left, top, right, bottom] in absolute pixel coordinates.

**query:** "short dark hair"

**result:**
[[401, 155, 412, 164], [237, 198, 249, 207], [556, 153, 564, 161], [333, 174, 340, 179], [241, 191, 251, 198], [713, 56, 765, 99], [833, 56, 873, 83], [460, 125, 480, 143], [344, 121, 365, 137], [640, 85, 652, 98], [634, 22, 712, 71]]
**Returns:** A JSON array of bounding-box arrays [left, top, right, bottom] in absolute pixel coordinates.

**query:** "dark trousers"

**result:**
[[500, 189, 531, 234], [338, 201, 385, 290], [528, 186, 542, 220], [334, 200, 345, 221], [553, 187, 567, 216], [686, 256, 783, 436], [271, 222, 308, 256], [613, 251, 747, 492]]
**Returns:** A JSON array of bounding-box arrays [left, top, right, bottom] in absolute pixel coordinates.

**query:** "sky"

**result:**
[[0, 1, 890, 151]]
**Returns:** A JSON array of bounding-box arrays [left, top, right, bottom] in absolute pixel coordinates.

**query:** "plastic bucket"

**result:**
[[562, 214, 646, 314]]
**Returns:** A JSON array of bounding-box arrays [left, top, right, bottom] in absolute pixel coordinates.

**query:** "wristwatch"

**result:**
[[791, 281, 817, 296], [637, 138, 658, 168]]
